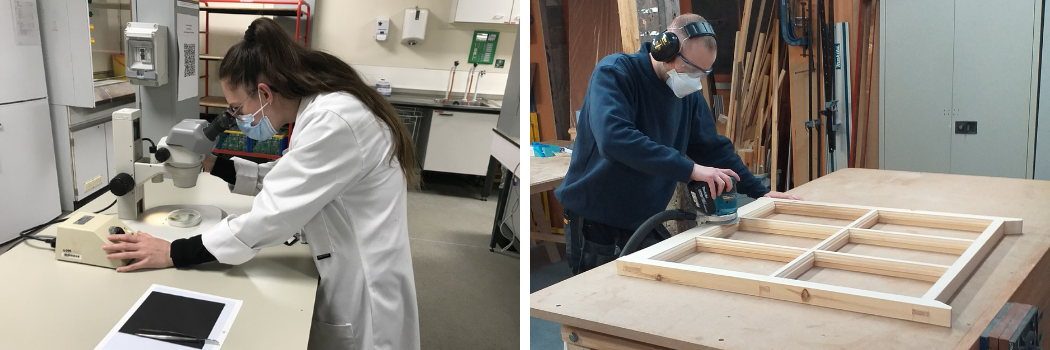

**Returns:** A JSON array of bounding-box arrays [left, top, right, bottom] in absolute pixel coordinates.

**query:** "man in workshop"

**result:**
[[555, 13, 801, 275]]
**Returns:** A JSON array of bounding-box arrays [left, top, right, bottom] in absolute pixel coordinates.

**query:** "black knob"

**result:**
[[109, 173, 135, 196], [108, 226, 125, 235], [155, 147, 171, 162]]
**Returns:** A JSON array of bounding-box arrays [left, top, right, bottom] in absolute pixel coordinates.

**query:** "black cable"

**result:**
[[94, 199, 117, 214], [620, 210, 697, 258], [4, 199, 118, 249], [142, 138, 157, 153]]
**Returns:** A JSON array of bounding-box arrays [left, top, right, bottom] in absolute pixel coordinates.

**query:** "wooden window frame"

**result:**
[[616, 198, 1023, 327]]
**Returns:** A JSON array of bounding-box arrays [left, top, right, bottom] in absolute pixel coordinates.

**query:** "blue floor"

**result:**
[[530, 259, 572, 350]]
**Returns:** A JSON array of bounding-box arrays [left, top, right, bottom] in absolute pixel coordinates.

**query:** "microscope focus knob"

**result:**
[[109, 173, 135, 196], [155, 147, 171, 163]]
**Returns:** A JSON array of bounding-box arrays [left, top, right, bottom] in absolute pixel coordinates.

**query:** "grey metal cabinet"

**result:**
[[881, 0, 1041, 178], [0, 99, 61, 237], [1035, 1, 1050, 180]]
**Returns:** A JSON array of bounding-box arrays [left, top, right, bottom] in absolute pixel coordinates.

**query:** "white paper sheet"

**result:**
[[11, 0, 40, 46], [94, 284, 243, 350], [176, 13, 198, 101]]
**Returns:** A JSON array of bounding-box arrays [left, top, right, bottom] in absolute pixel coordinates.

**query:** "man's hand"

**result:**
[[764, 191, 803, 200], [202, 153, 217, 173], [690, 164, 740, 199], [102, 231, 174, 273]]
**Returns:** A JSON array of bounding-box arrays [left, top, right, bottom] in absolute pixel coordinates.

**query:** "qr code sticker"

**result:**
[[183, 43, 196, 77]]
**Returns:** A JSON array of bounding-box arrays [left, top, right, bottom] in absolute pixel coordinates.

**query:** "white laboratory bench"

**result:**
[[0, 174, 319, 349]]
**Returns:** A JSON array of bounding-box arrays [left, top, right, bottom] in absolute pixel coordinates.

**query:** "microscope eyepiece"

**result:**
[[203, 110, 237, 141]]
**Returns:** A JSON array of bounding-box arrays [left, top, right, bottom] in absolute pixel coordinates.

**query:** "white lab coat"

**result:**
[[200, 92, 421, 350]]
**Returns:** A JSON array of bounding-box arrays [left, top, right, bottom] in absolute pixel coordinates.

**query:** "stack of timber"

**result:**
[[724, 0, 880, 191], [725, 0, 784, 183]]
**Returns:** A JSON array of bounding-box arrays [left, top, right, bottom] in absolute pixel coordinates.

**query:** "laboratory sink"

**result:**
[[431, 98, 497, 108]]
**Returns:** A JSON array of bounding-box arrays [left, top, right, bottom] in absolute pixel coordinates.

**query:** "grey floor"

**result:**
[[409, 173, 520, 350], [530, 259, 572, 350]]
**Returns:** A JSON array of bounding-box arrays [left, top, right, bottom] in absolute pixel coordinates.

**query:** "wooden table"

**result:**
[[531, 168, 1050, 350], [531, 154, 572, 262]]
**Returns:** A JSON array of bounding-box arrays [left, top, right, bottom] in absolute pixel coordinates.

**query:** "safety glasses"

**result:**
[[678, 53, 714, 78], [223, 89, 258, 122]]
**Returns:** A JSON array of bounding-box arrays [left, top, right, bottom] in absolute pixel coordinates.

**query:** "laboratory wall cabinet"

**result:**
[[451, 0, 519, 24], [880, 0, 1041, 178]]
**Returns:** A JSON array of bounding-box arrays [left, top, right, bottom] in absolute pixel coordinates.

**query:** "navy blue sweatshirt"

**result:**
[[554, 42, 769, 230]]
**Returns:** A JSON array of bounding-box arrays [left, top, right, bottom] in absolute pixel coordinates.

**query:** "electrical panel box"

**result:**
[[125, 22, 168, 86]]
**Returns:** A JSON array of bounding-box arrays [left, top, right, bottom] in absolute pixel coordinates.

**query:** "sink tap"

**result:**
[[444, 61, 459, 104], [463, 63, 478, 105], [471, 70, 486, 104]]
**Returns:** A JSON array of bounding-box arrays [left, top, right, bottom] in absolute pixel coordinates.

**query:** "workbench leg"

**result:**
[[531, 193, 561, 263], [480, 157, 497, 201]]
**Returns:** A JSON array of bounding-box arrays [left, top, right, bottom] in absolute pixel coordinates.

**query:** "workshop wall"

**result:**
[[312, 0, 516, 94]]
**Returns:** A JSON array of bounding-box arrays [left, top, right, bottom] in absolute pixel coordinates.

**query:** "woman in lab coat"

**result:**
[[101, 17, 421, 350]]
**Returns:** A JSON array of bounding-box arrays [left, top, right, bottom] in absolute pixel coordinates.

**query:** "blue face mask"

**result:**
[[236, 93, 277, 140]]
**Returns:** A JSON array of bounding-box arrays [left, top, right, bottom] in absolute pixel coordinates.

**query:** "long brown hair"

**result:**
[[220, 17, 419, 187]]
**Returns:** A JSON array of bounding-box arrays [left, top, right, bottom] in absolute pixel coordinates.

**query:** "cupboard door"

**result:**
[[453, 0, 513, 24], [71, 124, 109, 200], [882, 0, 955, 174], [1038, 0, 1050, 180], [424, 110, 498, 176], [950, 0, 1037, 178], [0, 99, 61, 240]]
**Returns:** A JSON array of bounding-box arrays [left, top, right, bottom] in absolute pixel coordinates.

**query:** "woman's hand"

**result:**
[[102, 231, 174, 273], [202, 153, 217, 173], [764, 191, 803, 200], [690, 164, 740, 199]]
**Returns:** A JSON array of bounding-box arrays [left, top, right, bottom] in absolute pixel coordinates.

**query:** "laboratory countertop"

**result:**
[[387, 92, 503, 113], [0, 175, 319, 349], [494, 128, 520, 148]]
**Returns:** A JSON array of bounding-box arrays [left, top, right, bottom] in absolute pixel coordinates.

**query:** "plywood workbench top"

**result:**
[[531, 154, 572, 194], [530, 168, 1050, 350]]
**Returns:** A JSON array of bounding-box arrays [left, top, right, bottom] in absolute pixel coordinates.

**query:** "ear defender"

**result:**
[[651, 31, 681, 62], [651, 21, 717, 62]]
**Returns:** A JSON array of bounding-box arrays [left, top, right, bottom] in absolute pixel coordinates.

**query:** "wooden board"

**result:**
[[199, 95, 229, 108], [534, 0, 563, 141], [532, 169, 1050, 350], [787, 43, 813, 187], [562, 325, 672, 350], [566, 0, 623, 127], [864, 0, 881, 168], [616, 0, 641, 54]]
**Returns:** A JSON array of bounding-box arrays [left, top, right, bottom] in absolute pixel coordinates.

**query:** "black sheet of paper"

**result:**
[[117, 291, 226, 349]]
